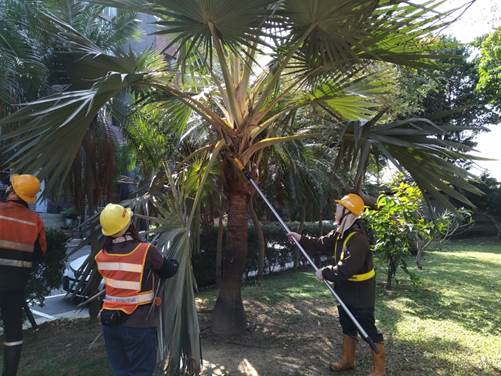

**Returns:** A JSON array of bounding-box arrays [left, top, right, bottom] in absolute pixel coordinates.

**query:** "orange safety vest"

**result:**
[[95, 242, 154, 315], [0, 201, 47, 269]]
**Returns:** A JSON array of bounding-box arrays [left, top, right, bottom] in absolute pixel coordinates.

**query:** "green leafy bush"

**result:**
[[364, 180, 436, 289], [25, 229, 68, 305]]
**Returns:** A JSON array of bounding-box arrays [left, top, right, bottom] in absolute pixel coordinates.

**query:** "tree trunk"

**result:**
[[318, 206, 323, 236], [295, 206, 306, 269], [249, 198, 265, 281], [386, 269, 393, 290], [212, 165, 251, 335], [216, 214, 224, 287], [386, 258, 396, 290]]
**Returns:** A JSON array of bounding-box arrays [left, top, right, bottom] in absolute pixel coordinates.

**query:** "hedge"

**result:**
[[193, 221, 336, 287]]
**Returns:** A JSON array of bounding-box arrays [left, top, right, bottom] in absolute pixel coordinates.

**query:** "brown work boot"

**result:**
[[329, 335, 357, 372], [369, 342, 385, 376]]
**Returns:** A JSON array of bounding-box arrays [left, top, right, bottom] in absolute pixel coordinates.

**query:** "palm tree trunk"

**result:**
[[212, 185, 250, 335], [216, 212, 224, 287]]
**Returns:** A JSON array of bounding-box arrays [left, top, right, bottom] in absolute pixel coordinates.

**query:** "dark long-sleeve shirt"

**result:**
[[299, 223, 376, 308]]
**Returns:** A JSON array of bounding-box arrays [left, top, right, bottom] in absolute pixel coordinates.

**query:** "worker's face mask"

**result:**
[[335, 204, 348, 225]]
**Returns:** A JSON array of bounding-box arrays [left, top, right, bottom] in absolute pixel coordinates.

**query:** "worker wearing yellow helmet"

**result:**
[[288, 193, 385, 376], [95, 203, 179, 375], [0, 174, 47, 376]]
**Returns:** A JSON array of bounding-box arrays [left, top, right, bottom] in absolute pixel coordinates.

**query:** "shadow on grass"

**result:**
[[201, 298, 494, 376], [376, 249, 501, 336]]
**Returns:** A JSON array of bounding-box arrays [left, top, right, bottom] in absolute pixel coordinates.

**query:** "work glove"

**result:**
[[157, 258, 179, 279], [287, 232, 301, 243], [315, 268, 325, 281]]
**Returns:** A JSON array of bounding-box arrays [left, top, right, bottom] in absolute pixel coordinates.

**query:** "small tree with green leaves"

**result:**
[[365, 180, 435, 289]]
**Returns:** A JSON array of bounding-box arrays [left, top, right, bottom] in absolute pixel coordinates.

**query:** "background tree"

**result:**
[[388, 36, 500, 157], [464, 173, 501, 238], [475, 27, 501, 112]]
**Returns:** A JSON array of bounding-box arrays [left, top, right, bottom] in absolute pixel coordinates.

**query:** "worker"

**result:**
[[95, 203, 179, 376], [0, 174, 47, 376], [288, 193, 385, 376]]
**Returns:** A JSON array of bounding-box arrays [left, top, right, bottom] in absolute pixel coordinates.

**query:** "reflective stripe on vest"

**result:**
[[0, 240, 33, 253], [104, 291, 154, 304], [334, 231, 375, 282], [0, 203, 41, 271], [97, 262, 143, 273], [95, 243, 151, 315], [103, 277, 141, 291], [0, 215, 37, 227], [0, 258, 32, 268]]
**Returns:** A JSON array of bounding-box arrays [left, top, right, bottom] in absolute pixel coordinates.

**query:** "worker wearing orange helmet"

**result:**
[[288, 193, 384, 376], [0, 174, 47, 376]]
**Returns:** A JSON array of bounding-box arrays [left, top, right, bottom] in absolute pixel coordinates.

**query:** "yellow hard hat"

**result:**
[[336, 193, 365, 216], [100, 203, 133, 236], [11, 174, 41, 204]]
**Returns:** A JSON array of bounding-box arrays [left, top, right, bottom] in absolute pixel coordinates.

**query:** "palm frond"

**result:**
[[0, 57, 160, 193], [335, 117, 483, 209], [285, 0, 459, 80]]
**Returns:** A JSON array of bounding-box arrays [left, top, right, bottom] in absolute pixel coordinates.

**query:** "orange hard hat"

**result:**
[[11, 174, 41, 204], [336, 193, 365, 216]]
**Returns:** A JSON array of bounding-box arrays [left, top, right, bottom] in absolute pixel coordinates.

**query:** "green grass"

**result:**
[[2, 239, 500, 375], [198, 238, 501, 375], [374, 238, 501, 375]]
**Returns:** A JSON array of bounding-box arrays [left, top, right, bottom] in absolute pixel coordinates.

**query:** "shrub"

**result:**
[[364, 180, 436, 289], [25, 229, 68, 305], [193, 221, 336, 287]]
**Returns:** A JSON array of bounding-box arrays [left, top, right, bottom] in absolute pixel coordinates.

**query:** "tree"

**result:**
[[0, 1, 141, 216], [475, 27, 501, 111], [464, 173, 501, 238], [388, 36, 500, 152], [1, 0, 482, 340], [365, 179, 435, 289], [0, 0, 49, 113]]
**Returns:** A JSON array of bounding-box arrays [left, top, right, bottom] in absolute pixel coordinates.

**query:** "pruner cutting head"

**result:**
[[232, 158, 252, 180], [233, 158, 244, 171]]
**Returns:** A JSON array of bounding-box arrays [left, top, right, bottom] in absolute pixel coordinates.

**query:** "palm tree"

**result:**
[[0, 0, 48, 113], [0, 0, 140, 215], [1, 1, 481, 339]]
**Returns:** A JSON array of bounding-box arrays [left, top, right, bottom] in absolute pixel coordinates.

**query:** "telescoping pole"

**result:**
[[236, 161, 378, 353]]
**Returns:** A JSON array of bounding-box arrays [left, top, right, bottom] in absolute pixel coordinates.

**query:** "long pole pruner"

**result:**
[[233, 158, 378, 353]]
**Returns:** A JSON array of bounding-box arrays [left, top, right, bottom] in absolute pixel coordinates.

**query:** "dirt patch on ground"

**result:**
[[199, 300, 375, 376]]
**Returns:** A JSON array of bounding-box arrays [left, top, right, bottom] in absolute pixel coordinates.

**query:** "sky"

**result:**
[[438, 0, 501, 180]]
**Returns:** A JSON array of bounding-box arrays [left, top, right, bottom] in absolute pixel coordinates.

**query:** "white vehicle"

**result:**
[[62, 254, 103, 298]]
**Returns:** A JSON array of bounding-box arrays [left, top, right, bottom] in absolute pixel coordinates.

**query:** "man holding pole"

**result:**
[[288, 193, 385, 376]]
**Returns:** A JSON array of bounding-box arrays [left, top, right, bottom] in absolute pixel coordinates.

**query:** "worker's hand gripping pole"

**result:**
[[233, 158, 378, 353]]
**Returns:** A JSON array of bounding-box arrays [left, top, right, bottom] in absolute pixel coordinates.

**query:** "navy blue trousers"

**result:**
[[338, 306, 384, 344], [102, 325, 158, 376]]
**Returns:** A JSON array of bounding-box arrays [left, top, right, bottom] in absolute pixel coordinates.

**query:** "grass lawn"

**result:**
[[1, 238, 500, 375]]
